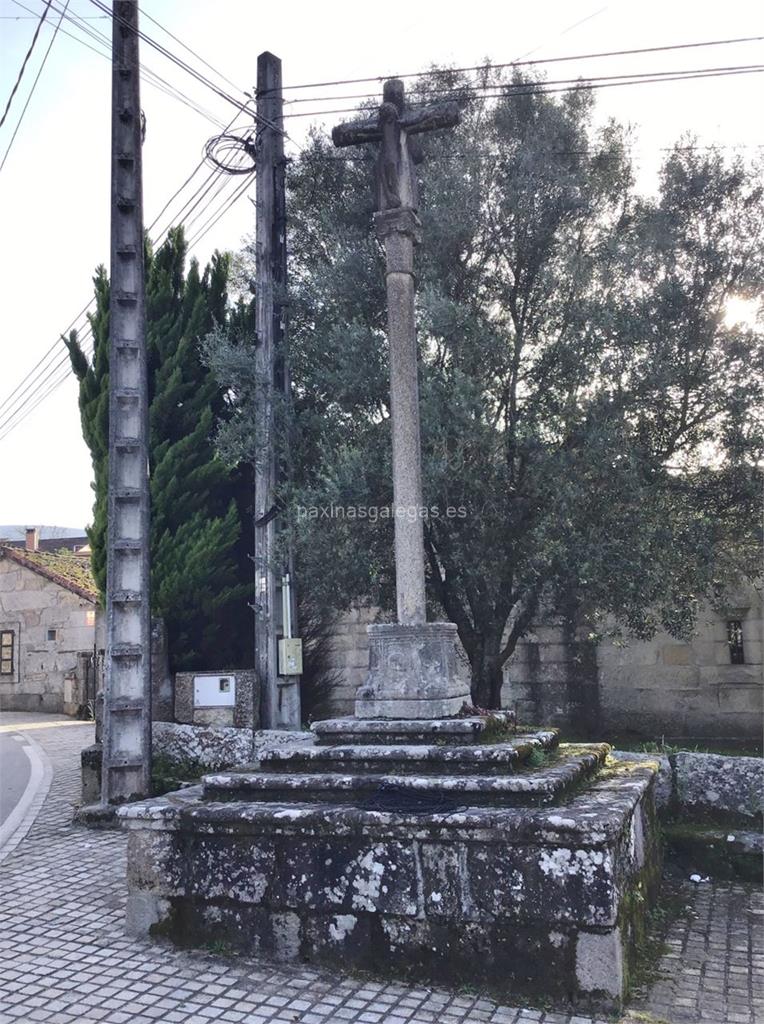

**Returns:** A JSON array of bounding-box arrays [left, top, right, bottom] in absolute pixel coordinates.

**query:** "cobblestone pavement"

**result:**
[[0, 714, 761, 1024], [631, 880, 763, 1024]]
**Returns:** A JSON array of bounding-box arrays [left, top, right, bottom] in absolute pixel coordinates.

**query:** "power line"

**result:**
[[187, 169, 255, 248], [282, 66, 764, 120], [0, 0, 51, 129], [0, 300, 95, 419], [0, 140, 255, 440], [0, 160, 253, 441], [0, 343, 94, 443], [88, 0, 303, 152], [0, 12, 105, 16], [283, 62, 764, 105], [274, 35, 764, 93], [0, 0, 70, 174], [0, 2, 266, 437], [87, 0, 253, 117], [10, 0, 228, 129], [137, 4, 245, 98], [0, 103, 254, 429]]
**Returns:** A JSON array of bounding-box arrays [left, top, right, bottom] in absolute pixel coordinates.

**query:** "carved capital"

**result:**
[[374, 207, 422, 243]]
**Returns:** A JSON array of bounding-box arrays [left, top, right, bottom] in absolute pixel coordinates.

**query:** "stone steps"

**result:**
[[202, 744, 608, 809], [257, 729, 559, 776], [311, 712, 517, 746]]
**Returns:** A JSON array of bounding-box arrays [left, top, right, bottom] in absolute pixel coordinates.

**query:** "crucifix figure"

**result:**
[[332, 81, 470, 720], [332, 81, 460, 627]]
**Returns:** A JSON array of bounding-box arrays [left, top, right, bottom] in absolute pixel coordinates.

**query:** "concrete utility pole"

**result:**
[[254, 51, 301, 729], [101, 0, 151, 802]]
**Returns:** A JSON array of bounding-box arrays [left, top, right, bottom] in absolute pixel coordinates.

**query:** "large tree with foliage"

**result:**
[[67, 227, 253, 671], [207, 72, 763, 707]]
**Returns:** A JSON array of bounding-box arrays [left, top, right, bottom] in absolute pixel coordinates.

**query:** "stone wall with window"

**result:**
[[503, 583, 763, 741], [0, 553, 97, 714]]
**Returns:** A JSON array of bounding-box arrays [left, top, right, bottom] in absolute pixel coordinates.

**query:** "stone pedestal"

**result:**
[[118, 725, 661, 1013], [355, 622, 470, 719]]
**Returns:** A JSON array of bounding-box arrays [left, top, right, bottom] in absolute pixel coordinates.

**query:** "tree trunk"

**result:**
[[468, 633, 506, 709]]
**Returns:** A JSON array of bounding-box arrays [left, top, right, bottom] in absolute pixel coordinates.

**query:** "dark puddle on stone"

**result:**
[[357, 782, 462, 815]]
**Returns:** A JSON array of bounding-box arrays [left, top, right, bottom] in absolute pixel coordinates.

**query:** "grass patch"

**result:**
[[564, 733, 762, 758]]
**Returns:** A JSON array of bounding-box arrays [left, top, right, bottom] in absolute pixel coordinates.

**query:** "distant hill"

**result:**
[[0, 525, 86, 540]]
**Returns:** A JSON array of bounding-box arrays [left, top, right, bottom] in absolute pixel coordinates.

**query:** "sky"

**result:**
[[0, 0, 762, 531]]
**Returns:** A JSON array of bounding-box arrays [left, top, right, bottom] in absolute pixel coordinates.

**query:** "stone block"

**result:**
[[661, 644, 694, 666], [125, 892, 168, 937], [152, 721, 255, 771], [118, 756, 658, 1014], [673, 751, 763, 823], [80, 742, 102, 804], [275, 838, 420, 916], [575, 929, 623, 1000], [465, 842, 618, 927]]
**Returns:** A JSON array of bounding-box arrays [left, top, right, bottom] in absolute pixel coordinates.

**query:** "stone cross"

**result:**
[[332, 80, 460, 626]]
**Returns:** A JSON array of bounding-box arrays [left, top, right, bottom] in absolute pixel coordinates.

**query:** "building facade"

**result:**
[[0, 531, 98, 715]]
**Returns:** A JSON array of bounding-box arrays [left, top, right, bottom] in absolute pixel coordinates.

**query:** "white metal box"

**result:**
[[193, 673, 236, 707], [278, 638, 303, 675]]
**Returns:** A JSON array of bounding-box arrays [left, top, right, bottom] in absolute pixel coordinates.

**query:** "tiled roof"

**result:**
[[0, 546, 99, 602]]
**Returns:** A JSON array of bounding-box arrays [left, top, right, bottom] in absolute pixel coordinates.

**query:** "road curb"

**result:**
[[0, 729, 53, 865]]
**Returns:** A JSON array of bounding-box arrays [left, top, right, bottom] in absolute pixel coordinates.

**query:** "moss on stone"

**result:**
[[151, 753, 205, 796]]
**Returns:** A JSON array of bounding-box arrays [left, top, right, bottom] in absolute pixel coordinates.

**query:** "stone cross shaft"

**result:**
[[332, 81, 459, 625]]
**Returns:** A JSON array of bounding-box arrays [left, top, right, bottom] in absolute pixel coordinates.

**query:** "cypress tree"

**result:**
[[66, 227, 252, 671]]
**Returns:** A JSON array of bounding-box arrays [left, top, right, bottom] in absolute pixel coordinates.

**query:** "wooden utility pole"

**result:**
[[101, 0, 151, 802], [254, 51, 300, 729]]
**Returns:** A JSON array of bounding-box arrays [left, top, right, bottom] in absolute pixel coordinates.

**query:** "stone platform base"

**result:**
[[119, 728, 660, 1014]]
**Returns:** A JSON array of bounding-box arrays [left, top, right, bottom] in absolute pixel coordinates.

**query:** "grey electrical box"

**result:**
[[193, 674, 236, 707], [278, 638, 303, 675]]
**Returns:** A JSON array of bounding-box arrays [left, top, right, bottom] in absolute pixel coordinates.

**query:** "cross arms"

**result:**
[[332, 100, 461, 148]]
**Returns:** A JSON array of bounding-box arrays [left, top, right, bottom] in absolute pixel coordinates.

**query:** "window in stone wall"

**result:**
[[0, 631, 14, 675], [47, 628, 58, 642], [727, 620, 745, 665]]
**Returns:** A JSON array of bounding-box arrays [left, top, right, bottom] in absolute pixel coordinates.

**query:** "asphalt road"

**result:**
[[0, 731, 32, 829]]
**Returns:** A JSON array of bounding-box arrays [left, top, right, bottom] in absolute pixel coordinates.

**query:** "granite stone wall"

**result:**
[[323, 596, 762, 741], [504, 589, 763, 741]]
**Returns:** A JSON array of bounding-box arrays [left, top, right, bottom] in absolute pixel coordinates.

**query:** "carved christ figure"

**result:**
[[377, 81, 420, 211], [332, 78, 459, 215]]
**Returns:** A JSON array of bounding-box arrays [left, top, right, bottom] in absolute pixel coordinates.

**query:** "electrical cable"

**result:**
[[272, 35, 764, 93], [282, 66, 764, 119], [0, 0, 51, 129], [87, 0, 254, 118], [0, 80, 254, 429], [186, 168, 255, 248], [282, 62, 764, 106], [0, 0, 70, 174], [88, 0, 302, 152], [0, 159, 253, 439], [137, 4, 245, 98], [0, 344, 95, 443], [0, 146, 255, 439], [9, 0, 227, 129]]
